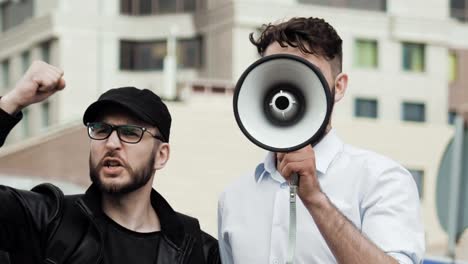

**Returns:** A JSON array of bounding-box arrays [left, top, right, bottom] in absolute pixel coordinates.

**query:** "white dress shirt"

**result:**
[[218, 130, 425, 264]]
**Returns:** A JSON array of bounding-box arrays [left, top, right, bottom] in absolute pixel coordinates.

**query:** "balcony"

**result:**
[[298, 0, 386, 12], [0, 0, 33, 32]]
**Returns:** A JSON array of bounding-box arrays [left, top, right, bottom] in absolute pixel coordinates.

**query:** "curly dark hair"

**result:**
[[250, 17, 343, 76]]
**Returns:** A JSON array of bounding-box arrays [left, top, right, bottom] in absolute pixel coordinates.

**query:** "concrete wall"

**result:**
[[388, 0, 449, 19]]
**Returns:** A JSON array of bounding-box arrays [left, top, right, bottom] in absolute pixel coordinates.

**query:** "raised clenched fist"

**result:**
[[0, 60, 66, 114]]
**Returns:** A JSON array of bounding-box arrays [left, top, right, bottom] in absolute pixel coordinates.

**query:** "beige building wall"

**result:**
[[0, 0, 467, 259]]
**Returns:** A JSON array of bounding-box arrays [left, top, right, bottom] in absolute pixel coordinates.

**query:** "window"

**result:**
[[1, 59, 9, 88], [139, 0, 153, 14], [1, 0, 34, 32], [120, 0, 197, 15], [41, 41, 51, 63], [448, 111, 457, 125], [120, 40, 167, 70], [182, 0, 196, 11], [354, 39, 378, 69], [21, 50, 30, 73], [158, 0, 177, 13], [402, 42, 425, 72], [451, 0, 468, 21], [354, 98, 378, 118], [41, 101, 50, 128], [120, 36, 203, 70], [449, 51, 458, 82], [402, 102, 425, 122], [178, 36, 203, 68], [408, 169, 424, 199]]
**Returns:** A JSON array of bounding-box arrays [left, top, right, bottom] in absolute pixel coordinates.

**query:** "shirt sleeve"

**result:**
[[360, 165, 425, 264], [218, 192, 234, 264], [0, 105, 22, 147]]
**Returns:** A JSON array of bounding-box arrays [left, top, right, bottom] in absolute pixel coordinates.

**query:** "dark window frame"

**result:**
[[353, 38, 379, 69], [354, 98, 378, 118], [120, 36, 204, 71], [120, 0, 198, 15], [402, 42, 426, 73], [402, 102, 426, 122]]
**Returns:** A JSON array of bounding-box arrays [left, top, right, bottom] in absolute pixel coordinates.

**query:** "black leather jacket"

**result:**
[[0, 109, 220, 264], [0, 183, 220, 264]]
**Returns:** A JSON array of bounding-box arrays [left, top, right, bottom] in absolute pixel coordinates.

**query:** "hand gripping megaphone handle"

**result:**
[[287, 173, 299, 264]]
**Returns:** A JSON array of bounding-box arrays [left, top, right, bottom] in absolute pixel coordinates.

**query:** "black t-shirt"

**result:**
[[101, 214, 161, 264]]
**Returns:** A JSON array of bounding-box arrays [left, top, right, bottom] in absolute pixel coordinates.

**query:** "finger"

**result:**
[[37, 76, 58, 92], [49, 65, 64, 77], [280, 162, 302, 181], [41, 71, 62, 91], [283, 149, 315, 164], [56, 78, 66, 90]]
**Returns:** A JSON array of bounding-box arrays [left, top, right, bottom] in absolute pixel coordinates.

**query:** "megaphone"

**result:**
[[233, 54, 333, 152]]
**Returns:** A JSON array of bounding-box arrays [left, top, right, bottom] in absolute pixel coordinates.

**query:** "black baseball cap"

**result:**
[[82, 87, 172, 142]]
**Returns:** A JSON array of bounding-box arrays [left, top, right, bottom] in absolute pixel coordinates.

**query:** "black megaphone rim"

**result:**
[[233, 53, 333, 152]]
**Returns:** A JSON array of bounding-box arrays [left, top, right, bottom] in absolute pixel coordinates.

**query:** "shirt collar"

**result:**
[[255, 129, 343, 183]]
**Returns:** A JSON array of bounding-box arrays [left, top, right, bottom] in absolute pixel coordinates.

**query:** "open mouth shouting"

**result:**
[[101, 157, 125, 175]]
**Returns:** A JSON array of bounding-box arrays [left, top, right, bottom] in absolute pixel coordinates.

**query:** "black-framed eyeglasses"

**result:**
[[87, 122, 165, 144]]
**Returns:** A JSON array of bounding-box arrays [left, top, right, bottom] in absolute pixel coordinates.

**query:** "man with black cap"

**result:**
[[0, 60, 220, 264]]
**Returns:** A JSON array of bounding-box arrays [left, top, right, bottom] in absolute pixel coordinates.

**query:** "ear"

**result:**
[[154, 143, 170, 170], [333, 73, 348, 103]]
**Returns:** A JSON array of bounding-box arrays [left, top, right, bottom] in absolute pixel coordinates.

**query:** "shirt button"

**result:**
[[272, 259, 279, 264]]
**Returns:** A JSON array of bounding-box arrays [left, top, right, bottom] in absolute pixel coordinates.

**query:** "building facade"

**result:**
[[0, 0, 467, 259]]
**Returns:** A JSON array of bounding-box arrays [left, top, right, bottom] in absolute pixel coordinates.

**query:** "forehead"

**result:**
[[264, 42, 332, 76], [95, 106, 150, 127]]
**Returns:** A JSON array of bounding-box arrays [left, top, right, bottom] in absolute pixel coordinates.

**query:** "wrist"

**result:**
[[0, 93, 23, 115], [302, 191, 329, 210]]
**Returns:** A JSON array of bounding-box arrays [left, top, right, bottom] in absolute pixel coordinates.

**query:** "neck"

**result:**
[[101, 181, 160, 232]]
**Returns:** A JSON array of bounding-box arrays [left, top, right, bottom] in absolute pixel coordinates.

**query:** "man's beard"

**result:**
[[89, 149, 156, 195]]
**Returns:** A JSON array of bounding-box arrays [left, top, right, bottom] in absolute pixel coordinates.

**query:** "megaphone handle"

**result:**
[[286, 172, 299, 264]]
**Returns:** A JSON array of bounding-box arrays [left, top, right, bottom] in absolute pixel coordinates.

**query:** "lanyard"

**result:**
[[286, 173, 299, 264]]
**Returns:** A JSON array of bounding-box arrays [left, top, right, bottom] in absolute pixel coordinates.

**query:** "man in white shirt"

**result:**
[[218, 17, 425, 264]]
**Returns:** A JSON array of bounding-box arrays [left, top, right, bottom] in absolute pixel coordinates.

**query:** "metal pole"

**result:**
[[447, 115, 464, 260]]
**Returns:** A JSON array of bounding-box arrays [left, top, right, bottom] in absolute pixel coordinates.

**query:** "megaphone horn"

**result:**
[[233, 54, 333, 152]]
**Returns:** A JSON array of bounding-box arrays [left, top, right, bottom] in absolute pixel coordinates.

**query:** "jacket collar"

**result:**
[[79, 184, 186, 248]]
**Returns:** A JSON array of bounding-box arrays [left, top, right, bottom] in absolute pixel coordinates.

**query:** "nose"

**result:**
[[105, 130, 122, 149]]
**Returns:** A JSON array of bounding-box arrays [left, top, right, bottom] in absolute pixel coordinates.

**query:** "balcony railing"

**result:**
[[1, 0, 34, 32], [298, 0, 387, 12]]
